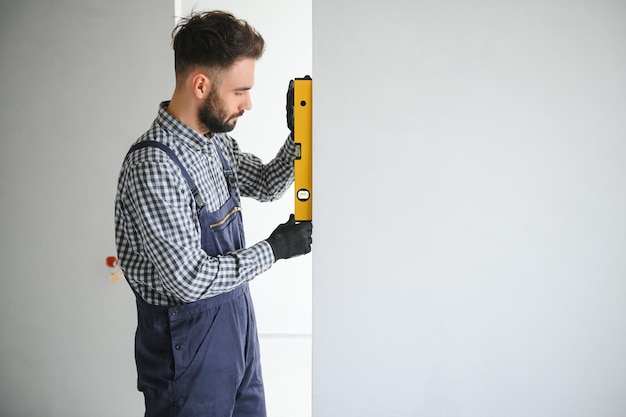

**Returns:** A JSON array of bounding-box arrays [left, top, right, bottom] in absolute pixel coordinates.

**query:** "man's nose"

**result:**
[[241, 91, 252, 111]]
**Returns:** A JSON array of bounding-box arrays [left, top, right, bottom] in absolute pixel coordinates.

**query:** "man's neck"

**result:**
[[166, 93, 209, 136]]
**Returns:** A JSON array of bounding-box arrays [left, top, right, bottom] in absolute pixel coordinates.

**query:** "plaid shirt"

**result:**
[[115, 102, 295, 306]]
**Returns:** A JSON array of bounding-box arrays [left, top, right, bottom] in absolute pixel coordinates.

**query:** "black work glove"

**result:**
[[286, 79, 294, 133], [266, 214, 313, 260]]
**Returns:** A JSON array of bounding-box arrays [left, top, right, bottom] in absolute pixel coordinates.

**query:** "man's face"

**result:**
[[199, 58, 255, 134]]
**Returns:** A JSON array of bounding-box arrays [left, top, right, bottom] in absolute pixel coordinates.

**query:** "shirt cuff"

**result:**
[[281, 134, 297, 159], [247, 240, 276, 271]]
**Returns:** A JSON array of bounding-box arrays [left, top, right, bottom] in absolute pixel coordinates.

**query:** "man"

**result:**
[[114, 11, 312, 417]]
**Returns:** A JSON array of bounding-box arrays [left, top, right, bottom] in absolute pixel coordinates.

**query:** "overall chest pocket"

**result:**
[[199, 193, 245, 256]]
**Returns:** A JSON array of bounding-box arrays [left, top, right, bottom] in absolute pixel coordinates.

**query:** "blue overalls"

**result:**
[[126, 140, 266, 417]]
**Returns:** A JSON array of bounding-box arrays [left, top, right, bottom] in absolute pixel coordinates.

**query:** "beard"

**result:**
[[198, 88, 243, 134]]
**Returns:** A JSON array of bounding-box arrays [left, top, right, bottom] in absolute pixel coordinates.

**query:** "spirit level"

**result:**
[[292, 76, 312, 221]]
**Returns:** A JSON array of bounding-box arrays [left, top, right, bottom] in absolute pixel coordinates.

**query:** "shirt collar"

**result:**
[[156, 101, 210, 151]]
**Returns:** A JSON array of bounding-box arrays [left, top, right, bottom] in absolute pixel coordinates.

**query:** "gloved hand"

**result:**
[[266, 214, 313, 260], [286, 79, 294, 133]]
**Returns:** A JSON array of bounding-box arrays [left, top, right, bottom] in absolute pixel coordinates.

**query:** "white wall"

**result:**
[[0, 1, 172, 415], [312, 1, 626, 416], [179, 0, 313, 336], [177, 2, 313, 416]]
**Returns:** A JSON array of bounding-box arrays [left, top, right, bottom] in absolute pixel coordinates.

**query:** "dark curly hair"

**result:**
[[172, 11, 265, 82]]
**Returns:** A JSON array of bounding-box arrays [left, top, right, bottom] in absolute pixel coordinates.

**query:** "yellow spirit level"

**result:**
[[292, 76, 312, 221]]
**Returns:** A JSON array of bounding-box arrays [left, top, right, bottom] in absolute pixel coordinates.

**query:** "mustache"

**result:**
[[229, 111, 245, 120]]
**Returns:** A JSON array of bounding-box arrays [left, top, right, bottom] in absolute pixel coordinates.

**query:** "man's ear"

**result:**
[[191, 72, 211, 99]]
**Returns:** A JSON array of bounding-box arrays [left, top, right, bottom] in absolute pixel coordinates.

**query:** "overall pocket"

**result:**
[[199, 198, 245, 256]]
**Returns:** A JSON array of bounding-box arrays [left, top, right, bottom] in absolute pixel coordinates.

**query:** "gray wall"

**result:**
[[0, 1, 312, 416], [312, 1, 626, 416], [0, 0, 172, 415]]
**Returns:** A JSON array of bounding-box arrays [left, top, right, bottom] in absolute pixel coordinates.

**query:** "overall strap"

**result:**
[[211, 140, 237, 190], [127, 140, 205, 209]]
